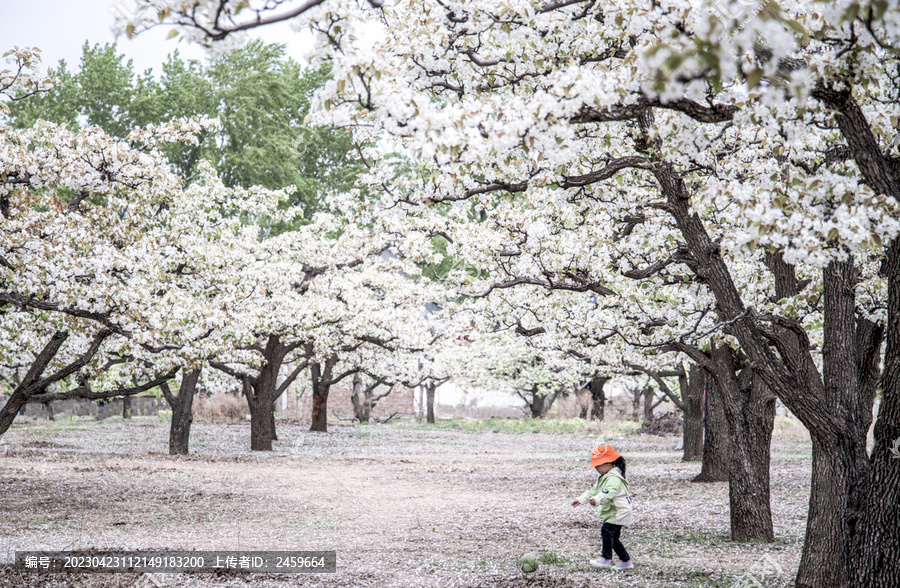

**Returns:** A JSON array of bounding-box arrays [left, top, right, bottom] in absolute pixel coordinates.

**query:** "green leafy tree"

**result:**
[[4, 40, 359, 216], [4, 58, 80, 129]]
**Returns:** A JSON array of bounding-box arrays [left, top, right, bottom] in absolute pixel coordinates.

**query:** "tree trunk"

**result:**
[[163, 370, 200, 456], [631, 388, 641, 422], [530, 389, 544, 418], [849, 239, 900, 588], [693, 369, 730, 483], [309, 357, 336, 433], [0, 388, 31, 434], [732, 369, 775, 542], [848, 386, 899, 584], [642, 386, 654, 423], [245, 335, 287, 450], [807, 88, 900, 588], [122, 395, 131, 419], [589, 376, 607, 421], [708, 345, 775, 542], [681, 364, 704, 462], [309, 377, 329, 432], [0, 332, 68, 435], [350, 373, 371, 423], [791, 258, 872, 588], [426, 381, 436, 424]]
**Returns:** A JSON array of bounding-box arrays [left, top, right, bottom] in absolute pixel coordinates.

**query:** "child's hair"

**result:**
[[611, 456, 627, 478]]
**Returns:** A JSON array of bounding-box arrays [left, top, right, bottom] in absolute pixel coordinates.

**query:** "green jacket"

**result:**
[[576, 467, 633, 526]]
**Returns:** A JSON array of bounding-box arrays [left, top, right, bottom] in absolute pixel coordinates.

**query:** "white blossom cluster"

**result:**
[[80, 0, 900, 392], [290, 0, 898, 370], [0, 48, 457, 400]]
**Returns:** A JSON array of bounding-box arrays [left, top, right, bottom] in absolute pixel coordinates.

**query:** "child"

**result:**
[[571, 444, 634, 570]]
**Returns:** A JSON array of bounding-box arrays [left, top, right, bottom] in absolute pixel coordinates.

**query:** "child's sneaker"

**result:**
[[589, 557, 612, 568], [613, 559, 634, 571]]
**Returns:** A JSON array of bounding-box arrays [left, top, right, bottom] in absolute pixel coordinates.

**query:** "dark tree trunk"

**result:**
[[850, 244, 900, 587], [794, 436, 857, 588], [708, 344, 775, 542], [309, 378, 329, 432], [45, 401, 54, 421], [0, 388, 31, 433], [724, 351, 775, 541], [211, 337, 308, 450], [642, 386, 655, 423], [0, 332, 68, 435], [529, 389, 544, 418], [161, 370, 200, 456], [244, 378, 270, 450], [802, 87, 900, 588], [641, 100, 891, 586], [350, 373, 371, 423], [425, 381, 436, 424], [681, 364, 705, 462], [693, 371, 730, 483], [309, 356, 336, 433], [631, 387, 641, 422], [791, 258, 872, 588], [589, 376, 607, 421], [728, 372, 775, 542], [122, 395, 131, 419], [524, 386, 562, 418], [244, 336, 288, 450]]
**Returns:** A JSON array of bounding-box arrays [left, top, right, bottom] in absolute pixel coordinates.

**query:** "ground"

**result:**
[[0, 416, 808, 587]]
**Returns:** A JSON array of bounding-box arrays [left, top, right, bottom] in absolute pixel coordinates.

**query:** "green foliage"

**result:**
[[6, 58, 80, 129], [539, 551, 563, 565], [616, 420, 642, 434], [4, 40, 360, 218]]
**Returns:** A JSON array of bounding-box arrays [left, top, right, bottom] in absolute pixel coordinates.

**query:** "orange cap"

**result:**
[[590, 444, 621, 468]]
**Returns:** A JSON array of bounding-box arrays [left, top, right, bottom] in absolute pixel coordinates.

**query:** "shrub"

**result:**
[[193, 393, 247, 423]]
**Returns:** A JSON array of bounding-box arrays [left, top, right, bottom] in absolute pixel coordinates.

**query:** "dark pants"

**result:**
[[601, 522, 630, 562]]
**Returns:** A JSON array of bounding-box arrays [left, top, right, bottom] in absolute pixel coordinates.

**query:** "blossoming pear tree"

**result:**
[[305, 3, 898, 584], [121, 1, 899, 584], [0, 47, 295, 453], [0, 112, 277, 437], [205, 204, 453, 442]]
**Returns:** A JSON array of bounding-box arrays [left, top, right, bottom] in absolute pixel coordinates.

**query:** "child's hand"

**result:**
[[588, 498, 596, 506], [571, 500, 580, 507]]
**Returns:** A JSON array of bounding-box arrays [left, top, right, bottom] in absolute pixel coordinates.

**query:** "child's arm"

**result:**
[[572, 480, 602, 507], [594, 475, 625, 506]]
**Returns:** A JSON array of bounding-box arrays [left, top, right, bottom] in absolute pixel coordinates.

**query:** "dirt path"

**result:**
[[0, 418, 807, 587]]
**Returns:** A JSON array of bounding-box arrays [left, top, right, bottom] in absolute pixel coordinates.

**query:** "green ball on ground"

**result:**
[[519, 554, 539, 573]]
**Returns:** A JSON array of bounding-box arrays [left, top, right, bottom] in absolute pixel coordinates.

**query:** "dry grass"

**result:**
[[547, 392, 637, 422], [773, 416, 810, 443], [192, 393, 247, 423]]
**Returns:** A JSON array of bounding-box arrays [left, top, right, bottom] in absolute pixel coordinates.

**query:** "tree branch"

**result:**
[[21, 329, 114, 397], [28, 369, 178, 402], [210, 360, 256, 382], [625, 361, 686, 410], [277, 360, 310, 395]]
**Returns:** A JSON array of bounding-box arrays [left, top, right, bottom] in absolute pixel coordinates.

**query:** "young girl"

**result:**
[[571, 444, 634, 570]]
